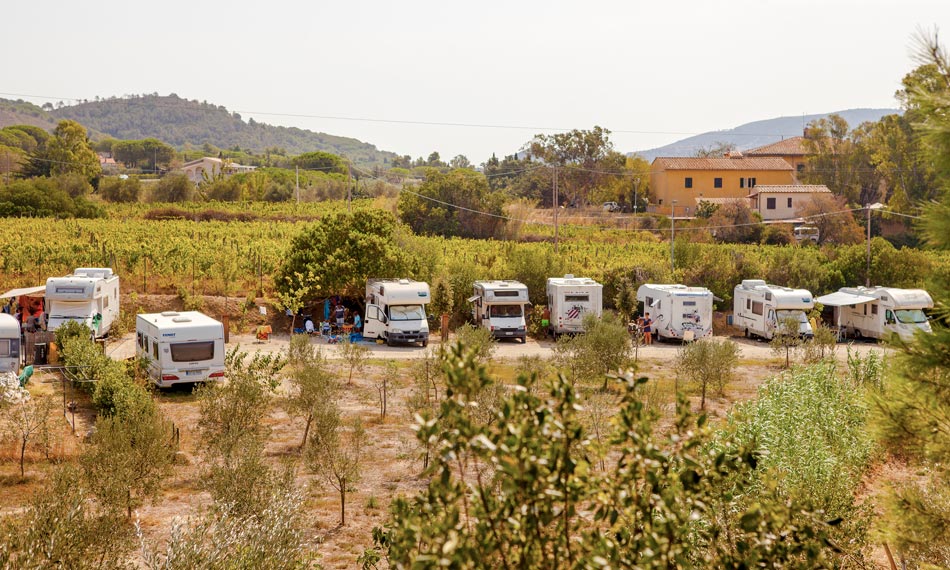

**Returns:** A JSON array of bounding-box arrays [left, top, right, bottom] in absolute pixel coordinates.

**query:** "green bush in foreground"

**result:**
[[362, 344, 853, 569]]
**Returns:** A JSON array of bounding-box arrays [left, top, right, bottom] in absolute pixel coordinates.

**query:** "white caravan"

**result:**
[[364, 279, 430, 347], [136, 311, 225, 388], [470, 281, 529, 343], [546, 275, 603, 335], [733, 280, 814, 340], [817, 286, 933, 341], [45, 267, 119, 338], [0, 313, 21, 373], [637, 284, 714, 342]]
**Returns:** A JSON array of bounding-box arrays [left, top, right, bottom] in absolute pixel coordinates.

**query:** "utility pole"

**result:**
[[866, 203, 871, 287], [295, 166, 300, 203], [553, 166, 559, 254], [670, 200, 677, 274]]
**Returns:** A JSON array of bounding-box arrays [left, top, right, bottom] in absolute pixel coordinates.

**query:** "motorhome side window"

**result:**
[[871, 304, 878, 315], [752, 301, 764, 316], [565, 294, 589, 302], [137, 332, 144, 349], [104, 297, 109, 308], [151, 340, 158, 360], [645, 297, 653, 308], [170, 341, 214, 362], [746, 299, 751, 310], [0, 339, 10, 358], [683, 301, 696, 306]]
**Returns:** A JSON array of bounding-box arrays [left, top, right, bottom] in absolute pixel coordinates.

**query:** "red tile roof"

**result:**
[[746, 184, 832, 197], [746, 136, 807, 156], [651, 156, 794, 171]]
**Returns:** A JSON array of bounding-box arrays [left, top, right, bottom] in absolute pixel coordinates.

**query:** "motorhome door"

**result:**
[[364, 304, 385, 339]]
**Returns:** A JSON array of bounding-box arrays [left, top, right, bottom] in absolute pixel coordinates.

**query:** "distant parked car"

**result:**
[[793, 225, 820, 244], [602, 201, 622, 212]]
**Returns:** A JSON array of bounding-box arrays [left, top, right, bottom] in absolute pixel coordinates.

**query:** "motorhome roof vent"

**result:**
[[172, 316, 192, 323], [741, 279, 766, 289], [399, 278, 410, 284], [564, 274, 574, 279], [161, 311, 180, 317]]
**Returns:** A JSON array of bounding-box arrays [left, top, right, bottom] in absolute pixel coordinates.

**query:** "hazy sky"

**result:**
[[3, 0, 949, 163]]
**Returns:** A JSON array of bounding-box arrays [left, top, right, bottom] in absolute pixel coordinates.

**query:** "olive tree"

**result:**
[[675, 337, 739, 410]]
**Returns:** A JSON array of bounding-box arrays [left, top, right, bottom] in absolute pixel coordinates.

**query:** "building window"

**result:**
[[740, 178, 745, 188], [797, 163, 805, 173], [714, 177, 722, 188], [766, 197, 776, 210], [658, 199, 663, 205], [685, 177, 693, 189], [787, 197, 793, 208], [749, 177, 757, 187]]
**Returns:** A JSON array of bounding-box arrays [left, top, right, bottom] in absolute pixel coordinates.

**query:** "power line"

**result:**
[[0, 91, 814, 138]]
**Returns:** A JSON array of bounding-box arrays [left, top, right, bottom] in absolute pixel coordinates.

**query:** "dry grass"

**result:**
[[0, 328, 880, 567]]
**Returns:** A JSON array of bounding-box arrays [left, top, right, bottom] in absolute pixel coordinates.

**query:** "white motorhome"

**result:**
[[470, 281, 529, 343], [636, 284, 714, 342], [136, 311, 225, 388], [733, 280, 814, 340], [0, 313, 21, 374], [45, 267, 119, 338], [546, 275, 603, 336], [816, 286, 933, 341], [364, 279, 430, 347]]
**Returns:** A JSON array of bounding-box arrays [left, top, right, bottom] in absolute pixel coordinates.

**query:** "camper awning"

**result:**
[[815, 291, 876, 307], [467, 295, 480, 303], [0, 285, 45, 299]]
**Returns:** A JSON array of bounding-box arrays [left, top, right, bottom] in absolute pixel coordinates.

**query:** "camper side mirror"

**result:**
[[382, 315, 388, 324]]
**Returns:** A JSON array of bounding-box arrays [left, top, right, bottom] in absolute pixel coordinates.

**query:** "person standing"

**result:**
[[643, 313, 653, 345], [353, 311, 362, 332]]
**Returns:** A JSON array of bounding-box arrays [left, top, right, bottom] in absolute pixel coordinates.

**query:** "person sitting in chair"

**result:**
[[304, 317, 315, 335]]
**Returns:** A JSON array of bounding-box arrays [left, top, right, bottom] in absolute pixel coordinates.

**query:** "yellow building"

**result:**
[[649, 153, 795, 216], [745, 136, 808, 173]]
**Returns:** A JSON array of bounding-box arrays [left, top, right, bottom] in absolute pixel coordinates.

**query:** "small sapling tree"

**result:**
[[675, 337, 739, 410]]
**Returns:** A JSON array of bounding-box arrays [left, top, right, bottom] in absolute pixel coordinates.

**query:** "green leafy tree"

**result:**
[[150, 172, 194, 202], [292, 150, 347, 174], [338, 338, 369, 386], [364, 344, 848, 568], [0, 466, 133, 569], [40, 120, 102, 183], [525, 125, 627, 207], [285, 338, 337, 448], [397, 169, 507, 239], [875, 31, 950, 568], [3, 395, 54, 477], [307, 411, 366, 526], [196, 348, 283, 467], [82, 394, 174, 519], [675, 337, 739, 410], [274, 209, 414, 302], [770, 314, 804, 368]]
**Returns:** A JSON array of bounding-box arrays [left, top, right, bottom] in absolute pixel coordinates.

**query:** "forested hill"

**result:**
[[32, 94, 397, 166]]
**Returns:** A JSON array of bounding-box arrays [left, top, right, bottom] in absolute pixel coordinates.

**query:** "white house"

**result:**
[[747, 185, 832, 221], [179, 157, 256, 185]]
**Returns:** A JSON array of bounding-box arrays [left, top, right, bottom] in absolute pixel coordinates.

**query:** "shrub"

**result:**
[[675, 337, 739, 409]]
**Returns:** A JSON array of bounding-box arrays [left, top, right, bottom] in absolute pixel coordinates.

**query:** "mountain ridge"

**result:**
[[0, 95, 398, 167], [631, 108, 900, 160]]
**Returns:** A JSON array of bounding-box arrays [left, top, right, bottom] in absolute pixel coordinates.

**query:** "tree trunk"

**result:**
[[20, 438, 26, 477], [701, 382, 707, 411], [340, 485, 346, 526], [300, 413, 313, 450]]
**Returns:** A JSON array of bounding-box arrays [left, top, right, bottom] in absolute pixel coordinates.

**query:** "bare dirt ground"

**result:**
[[1, 298, 895, 568]]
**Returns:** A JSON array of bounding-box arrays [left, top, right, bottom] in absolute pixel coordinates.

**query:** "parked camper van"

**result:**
[[733, 280, 814, 340], [793, 226, 820, 244], [636, 284, 714, 342], [45, 267, 119, 338], [470, 281, 529, 343], [0, 313, 21, 374], [546, 275, 603, 336], [816, 286, 933, 341], [364, 279, 430, 347], [136, 311, 225, 388]]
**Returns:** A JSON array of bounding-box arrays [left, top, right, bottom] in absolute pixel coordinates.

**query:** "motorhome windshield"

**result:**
[[777, 310, 808, 323], [489, 304, 523, 318], [389, 305, 425, 321], [170, 341, 215, 362], [895, 309, 928, 324], [565, 294, 589, 302]]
